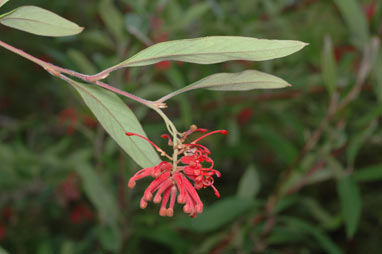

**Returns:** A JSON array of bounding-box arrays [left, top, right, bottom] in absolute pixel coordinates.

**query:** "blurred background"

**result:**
[[0, 0, 381, 253]]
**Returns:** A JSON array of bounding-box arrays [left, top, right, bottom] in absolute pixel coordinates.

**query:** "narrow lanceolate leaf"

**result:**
[[333, 0, 369, 48], [159, 70, 291, 102], [337, 175, 362, 239], [354, 164, 382, 182], [321, 36, 337, 96], [100, 36, 307, 74], [0, 6, 83, 36], [74, 162, 119, 225], [281, 217, 343, 254], [237, 165, 261, 200], [347, 120, 377, 166], [64, 77, 161, 168], [0, 0, 9, 8], [175, 197, 256, 233]]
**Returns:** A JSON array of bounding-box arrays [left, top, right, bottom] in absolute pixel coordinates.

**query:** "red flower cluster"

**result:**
[[126, 126, 227, 218]]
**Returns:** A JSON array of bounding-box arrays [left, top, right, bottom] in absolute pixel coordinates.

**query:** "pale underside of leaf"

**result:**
[[0, 0, 9, 8], [0, 5, 83, 36], [102, 36, 308, 74], [64, 77, 161, 168], [160, 70, 291, 101]]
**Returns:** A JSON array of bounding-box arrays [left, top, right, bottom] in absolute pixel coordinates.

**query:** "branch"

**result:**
[[0, 39, 156, 107]]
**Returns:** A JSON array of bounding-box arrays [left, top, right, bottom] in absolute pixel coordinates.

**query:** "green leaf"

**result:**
[[281, 216, 343, 254], [60, 241, 74, 254], [96, 224, 122, 252], [174, 197, 256, 233], [0, 6, 83, 37], [74, 163, 119, 225], [301, 198, 341, 230], [255, 126, 299, 164], [104, 36, 307, 72], [98, 0, 125, 41], [171, 2, 210, 31], [237, 165, 260, 200], [125, 13, 151, 46], [64, 77, 161, 168], [353, 164, 382, 182], [372, 48, 382, 102], [347, 120, 377, 166], [67, 49, 97, 74], [275, 195, 300, 214], [268, 226, 305, 245], [0, 0, 9, 8], [321, 36, 337, 95], [333, 0, 369, 48], [160, 70, 291, 101], [81, 30, 114, 50], [196, 233, 227, 254], [337, 175, 362, 238], [0, 246, 9, 254], [137, 226, 190, 253]]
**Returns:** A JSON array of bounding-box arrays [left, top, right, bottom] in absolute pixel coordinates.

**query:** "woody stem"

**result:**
[[0, 39, 153, 107]]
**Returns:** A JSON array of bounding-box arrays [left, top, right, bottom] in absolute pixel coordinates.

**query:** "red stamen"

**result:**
[[186, 143, 211, 154], [143, 172, 170, 201], [159, 187, 171, 216], [160, 134, 173, 145], [153, 179, 172, 203], [153, 161, 172, 177], [140, 197, 148, 209], [211, 184, 220, 198], [126, 132, 163, 153], [192, 130, 228, 144], [181, 174, 203, 213], [167, 186, 177, 217], [128, 167, 154, 188], [174, 172, 186, 204], [183, 192, 195, 215], [181, 126, 209, 142]]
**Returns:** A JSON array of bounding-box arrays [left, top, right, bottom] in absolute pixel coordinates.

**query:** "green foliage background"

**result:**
[[0, 0, 381, 253]]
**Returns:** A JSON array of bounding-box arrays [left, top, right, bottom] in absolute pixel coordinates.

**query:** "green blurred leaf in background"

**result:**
[[337, 175, 362, 239], [237, 165, 261, 200]]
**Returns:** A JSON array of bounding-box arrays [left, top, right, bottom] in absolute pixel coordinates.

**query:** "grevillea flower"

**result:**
[[126, 125, 227, 218]]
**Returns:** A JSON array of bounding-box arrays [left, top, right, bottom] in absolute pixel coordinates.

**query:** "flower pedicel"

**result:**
[[126, 125, 227, 218]]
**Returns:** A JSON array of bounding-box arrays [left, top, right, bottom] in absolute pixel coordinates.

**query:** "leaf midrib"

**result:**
[[193, 80, 288, 89], [121, 44, 304, 67], [1, 16, 77, 31]]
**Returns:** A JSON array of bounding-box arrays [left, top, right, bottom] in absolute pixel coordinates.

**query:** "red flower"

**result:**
[[69, 203, 93, 224], [126, 126, 227, 217], [237, 107, 253, 125], [58, 107, 78, 135], [82, 114, 97, 128], [364, 2, 376, 21], [155, 60, 171, 71], [57, 173, 81, 203]]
